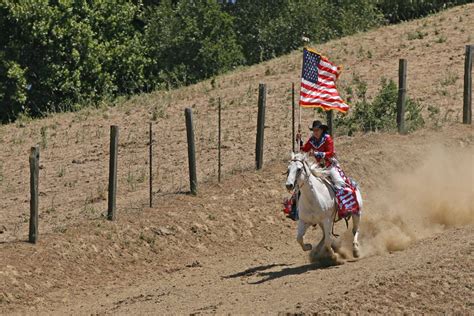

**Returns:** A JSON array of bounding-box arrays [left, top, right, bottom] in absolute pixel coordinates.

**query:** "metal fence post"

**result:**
[[397, 59, 407, 134], [256, 83, 266, 170], [218, 98, 222, 182], [463, 45, 473, 124], [107, 125, 118, 220], [185, 108, 197, 195], [149, 122, 153, 207], [29, 145, 39, 243]]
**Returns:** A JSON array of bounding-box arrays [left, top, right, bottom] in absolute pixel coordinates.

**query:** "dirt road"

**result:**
[[1, 124, 472, 315], [42, 225, 473, 315]]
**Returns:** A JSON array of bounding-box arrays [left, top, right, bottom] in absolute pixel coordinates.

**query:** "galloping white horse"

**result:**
[[285, 152, 363, 261]]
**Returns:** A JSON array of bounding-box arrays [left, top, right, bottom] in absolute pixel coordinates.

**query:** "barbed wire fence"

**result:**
[[0, 44, 471, 244]]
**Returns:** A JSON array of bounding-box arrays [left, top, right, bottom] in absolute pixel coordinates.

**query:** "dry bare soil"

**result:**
[[1, 4, 473, 315]]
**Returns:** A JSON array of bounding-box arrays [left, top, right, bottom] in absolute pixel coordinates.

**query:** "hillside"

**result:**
[[0, 4, 473, 314]]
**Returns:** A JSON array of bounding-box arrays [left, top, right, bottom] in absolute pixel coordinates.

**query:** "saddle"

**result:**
[[320, 172, 360, 222]]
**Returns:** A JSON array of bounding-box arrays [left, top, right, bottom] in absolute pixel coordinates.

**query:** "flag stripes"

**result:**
[[299, 48, 349, 113]]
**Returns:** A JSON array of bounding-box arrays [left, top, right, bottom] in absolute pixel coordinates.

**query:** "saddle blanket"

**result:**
[[334, 165, 360, 219]]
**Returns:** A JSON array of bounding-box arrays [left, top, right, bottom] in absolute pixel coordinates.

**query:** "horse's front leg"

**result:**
[[321, 219, 337, 261], [352, 213, 361, 258], [296, 220, 312, 251]]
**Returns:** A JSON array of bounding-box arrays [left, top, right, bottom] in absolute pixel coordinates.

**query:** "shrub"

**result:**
[[336, 78, 424, 135]]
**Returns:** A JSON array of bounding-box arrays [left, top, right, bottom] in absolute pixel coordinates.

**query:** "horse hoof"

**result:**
[[353, 247, 361, 258], [333, 254, 344, 265], [303, 244, 312, 251]]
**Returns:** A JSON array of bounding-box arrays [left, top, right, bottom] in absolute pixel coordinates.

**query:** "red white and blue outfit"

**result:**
[[300, 133, 336, 168], [300, 132, 360, 219]]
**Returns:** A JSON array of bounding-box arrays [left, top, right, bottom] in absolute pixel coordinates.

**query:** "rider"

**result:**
[[283, 120, 358, 221], [297, 120, 346, 191]]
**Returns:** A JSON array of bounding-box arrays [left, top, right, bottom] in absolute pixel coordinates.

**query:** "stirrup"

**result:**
[[334, 213, 351, 229]]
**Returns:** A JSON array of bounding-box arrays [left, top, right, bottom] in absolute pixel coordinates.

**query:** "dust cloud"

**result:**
[[360, 146, 474, 256]]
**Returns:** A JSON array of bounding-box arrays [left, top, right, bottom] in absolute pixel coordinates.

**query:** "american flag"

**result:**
[[299, 48, 349, 113]]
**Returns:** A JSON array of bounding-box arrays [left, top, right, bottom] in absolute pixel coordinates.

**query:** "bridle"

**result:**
[[288, 157, 311, 191]]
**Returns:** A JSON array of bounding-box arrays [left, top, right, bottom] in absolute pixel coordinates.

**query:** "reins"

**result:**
[[290, 158, 311, 189]]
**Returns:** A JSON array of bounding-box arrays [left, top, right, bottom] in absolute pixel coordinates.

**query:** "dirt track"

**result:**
[[42, 226, 474, 315], [1, 124, 473, 314]]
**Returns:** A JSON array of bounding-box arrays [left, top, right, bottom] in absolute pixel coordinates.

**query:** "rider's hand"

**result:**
[[296, 132, 301, 141], [314, 151, 325, 159]]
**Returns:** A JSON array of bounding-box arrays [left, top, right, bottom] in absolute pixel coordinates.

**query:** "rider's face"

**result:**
[[313, 128, 323, 139]]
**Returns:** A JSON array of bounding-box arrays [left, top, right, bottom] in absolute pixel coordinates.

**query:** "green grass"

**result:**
[[57, 166, 65, 178], [407, 30, 427, 40], [40, 126, 48, 149], [435, 35, 447, 43], [126, 167, 146, 191], [440, 73, 459, 86], [151, 104, 168, 121]]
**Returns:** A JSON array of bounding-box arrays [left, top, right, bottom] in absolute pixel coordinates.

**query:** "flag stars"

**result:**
[[302, 49, 321, 84]]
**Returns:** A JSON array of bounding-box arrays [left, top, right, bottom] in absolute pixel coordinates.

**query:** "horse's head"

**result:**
[[285, 152, 309, 192]]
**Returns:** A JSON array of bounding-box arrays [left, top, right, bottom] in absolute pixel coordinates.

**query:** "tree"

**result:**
[[146, 0, 244, 88], [227, 0, 381, 66], [0, 0, 149, 122]]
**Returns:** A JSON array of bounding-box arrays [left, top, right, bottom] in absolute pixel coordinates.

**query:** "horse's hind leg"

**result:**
[[296, 220, 312, 251], [352, 214, 361, 258]]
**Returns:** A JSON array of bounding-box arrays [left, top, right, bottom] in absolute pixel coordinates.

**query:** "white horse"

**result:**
[[285, 152, 363, 262]]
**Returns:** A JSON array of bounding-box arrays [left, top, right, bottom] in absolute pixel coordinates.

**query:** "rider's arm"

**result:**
[[300, 138, 312, 152], [320, 135, 335, 158]]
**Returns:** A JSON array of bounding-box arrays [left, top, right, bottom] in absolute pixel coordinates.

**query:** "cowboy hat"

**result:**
[[308, 120, 328, 131]]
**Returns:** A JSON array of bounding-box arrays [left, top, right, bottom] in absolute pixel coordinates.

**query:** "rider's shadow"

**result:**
[[223, 262, 340, 284]]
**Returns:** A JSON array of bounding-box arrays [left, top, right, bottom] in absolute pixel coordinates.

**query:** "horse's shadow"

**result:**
[[223, 261, 340, 284]]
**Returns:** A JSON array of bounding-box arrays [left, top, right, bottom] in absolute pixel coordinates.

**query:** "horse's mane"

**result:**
[[293, 152, 331, 179], [309, 163, 331, 178]]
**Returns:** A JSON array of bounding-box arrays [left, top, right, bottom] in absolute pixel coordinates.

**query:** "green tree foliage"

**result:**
[[375, 0, 471, 23], [226, 0, 381, 64], [145, 0, 244, 88], [0, 0, 467, 122], [0, 0, 149, 122]]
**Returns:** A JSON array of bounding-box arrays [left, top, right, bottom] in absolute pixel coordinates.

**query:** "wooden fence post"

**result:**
[[255, 83, 266, 170], [292, 83, 295, 153], [29, 145, 39, 244], [326, 110, 334, 137], [185, 108, 197, 195], [107, 125, 118, 221], [463, 45, 473, 124], [149, 122, 153, 207], [218, 98, 222, 183], [397, 59, 407, 134]]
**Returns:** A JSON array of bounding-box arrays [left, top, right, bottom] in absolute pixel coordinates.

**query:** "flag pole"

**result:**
[[298, 99, 301, 152]]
